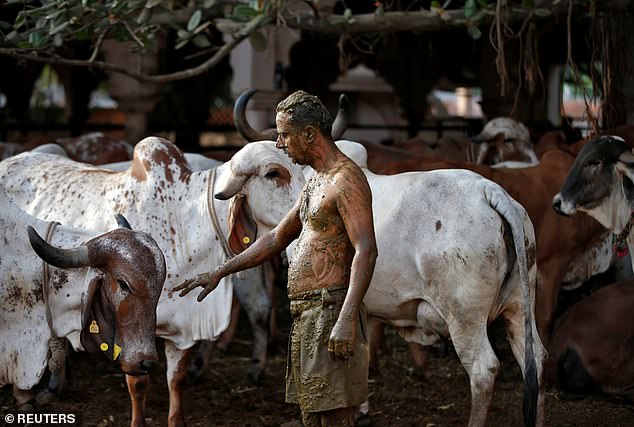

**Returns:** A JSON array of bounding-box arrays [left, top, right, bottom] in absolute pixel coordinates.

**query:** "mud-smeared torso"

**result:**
[[288, 172, 354, 297]]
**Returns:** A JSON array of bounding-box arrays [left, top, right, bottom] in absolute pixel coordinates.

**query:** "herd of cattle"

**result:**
[[1, 90, 633, 427]]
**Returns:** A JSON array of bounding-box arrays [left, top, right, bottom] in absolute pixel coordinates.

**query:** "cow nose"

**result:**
[[140, 360, 158, 374], [552, 195, 568, 216]]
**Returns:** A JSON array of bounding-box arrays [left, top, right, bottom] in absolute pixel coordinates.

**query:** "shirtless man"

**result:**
[[176, 90, 377, 426]]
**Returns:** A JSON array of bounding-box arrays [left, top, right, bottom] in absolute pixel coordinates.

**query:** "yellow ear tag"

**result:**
[[100, 343, 109, 352], [89, 320, 100, 334], [242, 236, 251, 245], [113, 344, 122, 361]]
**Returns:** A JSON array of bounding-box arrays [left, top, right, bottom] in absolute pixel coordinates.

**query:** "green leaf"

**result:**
[[28, 31, 42, 47], [467, 24, 482, 39], [50, 21, 70, 35], [54, 33, 63, 47], [249, 30, 267, 52], [534, 8, 551, 17], [232, 5, 259, 22], [192, 34, 211, 48], [343, 8, 352, 20], [6, 30, 18, 41], [464, 0, 476, 18], [203, 0, 216, 8], [146, 0, 162, 8], [175, 39, 189, 50], [477, 0, 488, 7], [187, 9, 202, 32], [177, 29, 190, 40]]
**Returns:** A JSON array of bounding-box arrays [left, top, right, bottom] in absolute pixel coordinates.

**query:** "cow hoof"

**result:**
[[186, 358, 206, 384], [16, 402, 36, 413], [411, 366, 429, 381], [247, 365, 263, 384], [36, 388, 61, 405], [355, 413, 373, 427]]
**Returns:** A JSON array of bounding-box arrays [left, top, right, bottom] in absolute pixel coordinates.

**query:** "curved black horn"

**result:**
[[233, 89, 278, 142], [115, 213, 132, 229], [331, 94, 349, 140], [27, 225, 89, 269]]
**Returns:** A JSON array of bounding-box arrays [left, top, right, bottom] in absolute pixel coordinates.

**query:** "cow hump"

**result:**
[[130, 137, 192, 183]]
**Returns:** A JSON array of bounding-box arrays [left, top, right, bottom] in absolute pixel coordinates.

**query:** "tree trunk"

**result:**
[[602, 11, 634, 127]]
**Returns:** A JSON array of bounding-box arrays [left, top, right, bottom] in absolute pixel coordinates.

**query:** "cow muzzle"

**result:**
[[552, 193, 574, 216]]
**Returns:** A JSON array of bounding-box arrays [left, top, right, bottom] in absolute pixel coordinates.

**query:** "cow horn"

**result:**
[[331, 93, 348, 140], [115, 214, 132, 229], [27, 225, 89, 269], [234, 89, 348, 142], [234, 89, 278, 142]]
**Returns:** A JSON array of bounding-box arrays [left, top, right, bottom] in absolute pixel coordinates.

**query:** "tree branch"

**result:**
[[0, 13, 272, 84]]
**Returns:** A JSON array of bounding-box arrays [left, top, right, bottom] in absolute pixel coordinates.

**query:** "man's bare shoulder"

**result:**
[[331, 156, 372, 195]]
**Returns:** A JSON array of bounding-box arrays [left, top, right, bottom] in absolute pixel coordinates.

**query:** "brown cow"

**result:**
[[544, 281, 634, 397], [2, 132, 133, 164]]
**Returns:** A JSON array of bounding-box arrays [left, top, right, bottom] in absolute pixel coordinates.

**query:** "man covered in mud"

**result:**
[[176, 90, 377, 426]]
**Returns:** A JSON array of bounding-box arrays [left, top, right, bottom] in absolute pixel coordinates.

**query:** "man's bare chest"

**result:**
[[299, 178, 340, 229]]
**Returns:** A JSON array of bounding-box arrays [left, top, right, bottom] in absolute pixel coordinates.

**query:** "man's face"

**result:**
[[275, 112, 308, 165]]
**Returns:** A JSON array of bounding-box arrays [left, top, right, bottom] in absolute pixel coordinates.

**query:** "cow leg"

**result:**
[[407, 342, 428, 379], [12, 385, 35, 412], [37, 337, 69, 404], [126, 374, 150, 427], [263, 259, 282, 348], [450, 323, 499, 427], [502, 305, 547, 427], [216, 295, 242, 352], [535, 265, 565, 344], [165, 339, 192, 427], [232, 266, 271, 384], [186, 340, 215, 383], [367, 318, 387, 373]]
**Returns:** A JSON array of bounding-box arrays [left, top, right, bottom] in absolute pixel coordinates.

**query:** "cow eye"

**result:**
[[504, 138, 514, 144], [265, 169, 280, 179], [586, 159, 602, 168], [117, 279, 132, 293]]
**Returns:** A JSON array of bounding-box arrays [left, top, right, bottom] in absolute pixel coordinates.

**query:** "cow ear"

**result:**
[[616, 150, 634, 182], [80, 272, 117, 360], [618, 149, 634, 166], [227, 193, 258, 255], [215, 172, 247, 201]]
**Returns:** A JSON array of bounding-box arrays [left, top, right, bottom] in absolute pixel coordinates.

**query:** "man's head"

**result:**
[[275, 91, 333, 165]]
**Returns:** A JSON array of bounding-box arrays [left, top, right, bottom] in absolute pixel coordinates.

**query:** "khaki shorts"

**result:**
[[286, 287, 369, 413]]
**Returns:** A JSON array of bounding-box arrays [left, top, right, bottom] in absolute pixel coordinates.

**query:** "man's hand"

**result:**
[[328, 315, 357, 361], [174, 269, 222, 302]]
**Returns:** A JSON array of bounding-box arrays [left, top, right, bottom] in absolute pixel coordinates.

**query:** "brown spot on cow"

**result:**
[[435, 220, 442, 231]]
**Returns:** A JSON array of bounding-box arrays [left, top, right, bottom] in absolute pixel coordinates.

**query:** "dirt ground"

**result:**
[[2, 294, 634, 427]]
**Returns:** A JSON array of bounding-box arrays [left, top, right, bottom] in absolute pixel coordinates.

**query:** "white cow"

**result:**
[[215, 139, 547, 427], [0, 137, 303, 427], [102, 150, 278, 384], [0, 190, 165, 410]]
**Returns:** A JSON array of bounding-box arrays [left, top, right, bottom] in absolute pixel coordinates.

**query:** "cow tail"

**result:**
[[485, 185, 539, 427]]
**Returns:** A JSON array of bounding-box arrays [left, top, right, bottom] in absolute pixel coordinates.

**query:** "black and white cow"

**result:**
[[553, 135, 634, 271]]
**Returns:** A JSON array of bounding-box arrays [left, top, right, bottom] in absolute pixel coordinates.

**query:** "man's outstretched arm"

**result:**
[[175, 201, 302, 301]]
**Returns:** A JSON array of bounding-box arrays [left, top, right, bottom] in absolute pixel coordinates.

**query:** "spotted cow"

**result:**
[[0, 190, 165, 411], [0, 138, 304, 427]]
